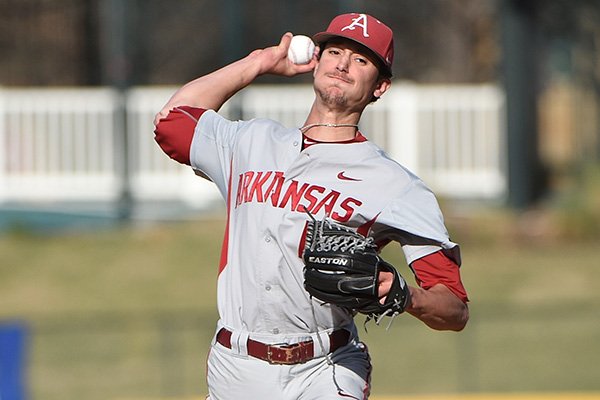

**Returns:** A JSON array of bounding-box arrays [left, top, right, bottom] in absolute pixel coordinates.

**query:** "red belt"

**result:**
[[216, 328, 350, 365]]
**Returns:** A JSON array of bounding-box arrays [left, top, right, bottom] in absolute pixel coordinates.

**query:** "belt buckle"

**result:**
[[266, 342, 307, 365]]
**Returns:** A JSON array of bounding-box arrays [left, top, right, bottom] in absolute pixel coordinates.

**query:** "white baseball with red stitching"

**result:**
[[287, 35, 315, 65]]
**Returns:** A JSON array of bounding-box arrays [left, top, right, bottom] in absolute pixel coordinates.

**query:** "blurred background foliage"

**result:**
[[1, 0, 600, 235], [0, 0, 501, 85]]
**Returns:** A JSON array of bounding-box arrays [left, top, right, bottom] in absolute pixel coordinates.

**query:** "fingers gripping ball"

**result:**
[[302, 215, 411, 325], [287, 35, 316, 65]]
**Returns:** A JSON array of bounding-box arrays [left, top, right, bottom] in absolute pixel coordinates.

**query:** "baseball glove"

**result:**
[[302, 215, 411, 325]]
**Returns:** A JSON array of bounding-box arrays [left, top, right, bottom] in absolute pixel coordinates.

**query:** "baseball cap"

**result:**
[[313, 13, 394, 77]]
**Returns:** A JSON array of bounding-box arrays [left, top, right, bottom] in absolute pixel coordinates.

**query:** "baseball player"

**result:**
[[154, 13, 469, 400]]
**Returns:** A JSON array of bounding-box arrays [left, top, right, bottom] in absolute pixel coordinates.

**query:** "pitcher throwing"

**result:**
[[154, 13, 469, 400]]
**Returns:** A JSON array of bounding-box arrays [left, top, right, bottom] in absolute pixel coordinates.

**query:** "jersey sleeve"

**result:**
[[189, 110, 244, 197], [410, 250, 469, 303], [374, 177, 461, 266], [154, 106, 207, 165], [154, 106, 243, 199]]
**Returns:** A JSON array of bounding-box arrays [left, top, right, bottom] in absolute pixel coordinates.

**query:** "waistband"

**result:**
[[215, 327, 350, 365]]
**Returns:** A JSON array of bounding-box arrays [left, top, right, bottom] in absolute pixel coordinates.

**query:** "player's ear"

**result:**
[[373, 77, 391, 98]]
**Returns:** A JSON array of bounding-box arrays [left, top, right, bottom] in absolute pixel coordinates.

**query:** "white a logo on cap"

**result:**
[[341, 14, 369, 37]]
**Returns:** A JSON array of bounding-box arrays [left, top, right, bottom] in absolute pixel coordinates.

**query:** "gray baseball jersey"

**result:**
[[189, 110, 460, 340]]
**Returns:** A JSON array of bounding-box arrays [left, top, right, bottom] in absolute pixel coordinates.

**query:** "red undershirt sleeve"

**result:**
[[410, 250, 469, 303], [154, 106, 207, 165]]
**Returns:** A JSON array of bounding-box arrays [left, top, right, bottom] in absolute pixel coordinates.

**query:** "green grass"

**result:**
[[1, 214, 599, 399], [0, 218, 224, 316]]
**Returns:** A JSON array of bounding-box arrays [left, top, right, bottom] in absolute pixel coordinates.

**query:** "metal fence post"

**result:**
[[99, 0, 135, 220]]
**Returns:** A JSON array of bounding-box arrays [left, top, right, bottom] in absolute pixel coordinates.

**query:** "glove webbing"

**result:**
[[306, 217, 375, 253]]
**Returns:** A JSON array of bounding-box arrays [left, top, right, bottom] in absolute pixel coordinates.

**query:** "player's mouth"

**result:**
[[327, 73, 352, 84]]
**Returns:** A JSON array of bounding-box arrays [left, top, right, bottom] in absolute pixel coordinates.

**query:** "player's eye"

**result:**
[[354, 56, 368, 65], [327, 48, 341, 55]]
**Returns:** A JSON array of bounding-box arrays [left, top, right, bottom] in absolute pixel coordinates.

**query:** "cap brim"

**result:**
[[312, 32, 392, 77]]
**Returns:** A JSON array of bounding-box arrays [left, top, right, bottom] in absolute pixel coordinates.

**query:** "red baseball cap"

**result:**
[[313, 13, 394, 77]]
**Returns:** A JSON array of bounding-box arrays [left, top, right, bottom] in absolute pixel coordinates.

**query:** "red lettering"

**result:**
[[234, 170, 361, 223], [268, 172, 285, 206], [301, 185, 325, 214], [235, 173, 245, 207], [313, 190, 340, 216], [278, 180, 309, 211], [241, 171, 255, 204], [332, 197, 362, 222], [248, 171, 273, 203]]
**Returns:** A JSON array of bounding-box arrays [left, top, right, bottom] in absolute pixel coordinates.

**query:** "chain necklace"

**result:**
[[299, 123, 359, 133]]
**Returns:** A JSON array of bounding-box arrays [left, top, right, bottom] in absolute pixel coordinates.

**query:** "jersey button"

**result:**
[[265, 285, 271, 291], [264, 235, 272, 243], [272, 328, 279, 334]]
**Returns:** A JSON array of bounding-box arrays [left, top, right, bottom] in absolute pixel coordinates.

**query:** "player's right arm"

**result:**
[[154, 33, 317, 125]]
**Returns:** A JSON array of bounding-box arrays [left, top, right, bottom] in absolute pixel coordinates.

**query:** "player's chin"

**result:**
[[317, 87, 348, 107]]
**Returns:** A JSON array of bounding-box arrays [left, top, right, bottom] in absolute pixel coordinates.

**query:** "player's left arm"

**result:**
[[378, 250, 469, 331]]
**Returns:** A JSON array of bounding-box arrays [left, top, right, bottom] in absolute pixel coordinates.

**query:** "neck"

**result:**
[[299, 123, 359, 142], [302, 103, 362, 140], [300, 122, 358, 133]]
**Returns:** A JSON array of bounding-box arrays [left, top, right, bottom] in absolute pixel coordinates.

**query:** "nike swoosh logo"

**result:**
[[337, 171, 362, 181], [303, 138, 318, 145]]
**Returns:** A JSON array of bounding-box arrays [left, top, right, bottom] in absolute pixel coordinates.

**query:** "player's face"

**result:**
[[313, 39, 390, 111]]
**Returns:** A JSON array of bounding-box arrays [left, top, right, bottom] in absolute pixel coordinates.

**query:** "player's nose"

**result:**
[[335, 54, 350, 72]]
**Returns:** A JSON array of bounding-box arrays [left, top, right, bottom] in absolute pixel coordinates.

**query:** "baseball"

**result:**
[[287, 35, 316, 65]]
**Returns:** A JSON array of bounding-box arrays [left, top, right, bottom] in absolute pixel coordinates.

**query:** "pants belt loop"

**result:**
[[239, 331, 249, 356], [310, 330, 331, 357], [230, 330, 249, 356]]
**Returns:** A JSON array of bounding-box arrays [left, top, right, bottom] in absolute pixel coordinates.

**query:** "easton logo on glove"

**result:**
[[307, 256, 350, 266], [301, 214, 411, 325]]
